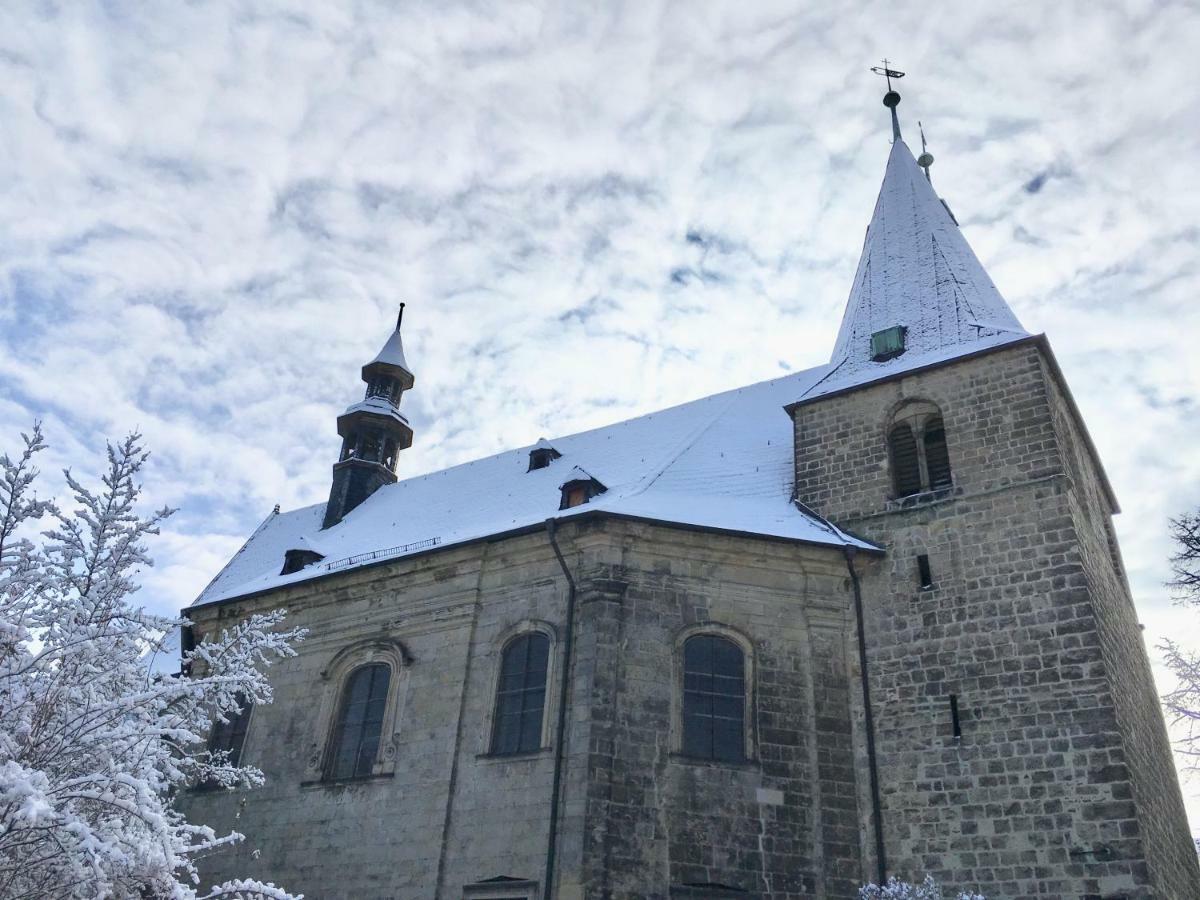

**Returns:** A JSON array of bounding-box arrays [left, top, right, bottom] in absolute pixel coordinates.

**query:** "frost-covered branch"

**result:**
[[0, 427, 305, 899], [860, 875, 985, 900], [1163, 509, 1200, 769]]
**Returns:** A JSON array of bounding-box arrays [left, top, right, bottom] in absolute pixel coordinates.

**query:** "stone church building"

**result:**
[[181, 88, 1200, 899]]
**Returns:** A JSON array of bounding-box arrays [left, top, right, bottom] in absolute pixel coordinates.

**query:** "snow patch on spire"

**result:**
[[810, 140, 1028, 399]]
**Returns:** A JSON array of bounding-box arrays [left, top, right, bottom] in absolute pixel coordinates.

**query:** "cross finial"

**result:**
[[870, 59, 906, 141], [870, 58, 905, 92]]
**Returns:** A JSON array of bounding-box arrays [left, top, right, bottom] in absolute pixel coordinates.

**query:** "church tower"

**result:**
[[322, 306, 415, 529], [789, 72, 1200, 898]]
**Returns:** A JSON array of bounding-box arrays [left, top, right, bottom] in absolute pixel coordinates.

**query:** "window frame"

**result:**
[[672, 624, 755, 764], [324, 662, 392, 782], [482, 621, 557, 758], [196, 693, 254, 791], [306, 639, 411, 783], [886, 400, 954, 500]]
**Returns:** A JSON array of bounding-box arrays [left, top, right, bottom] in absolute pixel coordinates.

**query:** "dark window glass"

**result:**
[[889, 423, 922, 497], [492, 633, 550, 755], [209, 695, 251, 768], [923, 417, 952, 489], [682, 635, 745, 762], [326, 663, 390, 780]]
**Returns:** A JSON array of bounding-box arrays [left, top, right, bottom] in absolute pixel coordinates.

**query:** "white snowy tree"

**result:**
[[0, 425, 305, 900], [1162, 511, 1200, 770], [859, 875, 985, 900]]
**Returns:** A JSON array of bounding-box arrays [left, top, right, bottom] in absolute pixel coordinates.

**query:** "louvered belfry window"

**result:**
[[889, 424, 923, 497], [923, 417, 953, 489], [492, 633, 550, 755], [326, 663, 390, 780], [682, 634, 746, 762], [888, 402, 953, 498]]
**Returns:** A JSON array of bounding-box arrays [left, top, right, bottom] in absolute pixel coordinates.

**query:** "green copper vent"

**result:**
[[870, 325, 907, 361]]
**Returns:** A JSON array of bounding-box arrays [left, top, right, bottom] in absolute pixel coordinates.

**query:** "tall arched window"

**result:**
[[888, 401, 953, 498], [682, 634, 746, 762], [491, 633, 550, 755], [326, 663, 390, 780]]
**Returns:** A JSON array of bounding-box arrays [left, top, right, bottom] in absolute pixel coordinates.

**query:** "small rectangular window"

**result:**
[[917, 554, 933, 589], [949, 694, 962, 741]]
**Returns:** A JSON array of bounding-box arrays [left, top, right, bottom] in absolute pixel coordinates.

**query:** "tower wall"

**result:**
[[791, 340, 1199, 898], [1043, 370, 1200, 896]]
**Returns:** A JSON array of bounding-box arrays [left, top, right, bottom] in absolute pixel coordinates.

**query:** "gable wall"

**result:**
[[790, 341, 1197, 898]]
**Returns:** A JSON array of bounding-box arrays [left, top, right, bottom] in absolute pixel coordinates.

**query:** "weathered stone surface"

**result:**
[[792, 339, 1200, 899]]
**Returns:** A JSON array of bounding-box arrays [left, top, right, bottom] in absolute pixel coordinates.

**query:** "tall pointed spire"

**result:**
[[815, 77, 1028, 394]]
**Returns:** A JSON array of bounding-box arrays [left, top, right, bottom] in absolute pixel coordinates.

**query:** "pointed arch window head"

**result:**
[[682, 634, 746, 762], [326, 663, 390, 781], [888, 401, 953, 499], [491, 633, 550, 755]]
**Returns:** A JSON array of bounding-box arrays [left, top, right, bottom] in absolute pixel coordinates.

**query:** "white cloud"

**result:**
[[2, 0, 1199, 832]]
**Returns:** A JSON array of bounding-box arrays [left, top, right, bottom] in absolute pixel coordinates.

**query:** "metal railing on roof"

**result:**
[[323, 536, 441, 572]]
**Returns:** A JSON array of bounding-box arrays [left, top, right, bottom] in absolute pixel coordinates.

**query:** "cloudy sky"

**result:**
[[3, 0, 1199, 830]]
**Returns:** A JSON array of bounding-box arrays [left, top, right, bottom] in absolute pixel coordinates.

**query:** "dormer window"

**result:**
[[281, 548, 324, 575], [528, 440, 561, 472], [559, 476, 606, 509], [870, 325, 907, 362]]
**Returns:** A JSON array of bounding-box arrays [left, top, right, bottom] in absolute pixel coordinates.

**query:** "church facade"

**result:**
[[181, 91, 1200, 899]]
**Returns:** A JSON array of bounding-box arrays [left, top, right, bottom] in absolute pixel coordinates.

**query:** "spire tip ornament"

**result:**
[[870, 59, 906, 140], [917, 121, 935, 182]]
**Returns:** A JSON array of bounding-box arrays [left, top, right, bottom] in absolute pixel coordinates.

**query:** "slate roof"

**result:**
[[795, 139, 1030, 404]]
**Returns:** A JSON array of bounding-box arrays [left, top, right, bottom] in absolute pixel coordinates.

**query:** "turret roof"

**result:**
[[368, 328, 411, 374]]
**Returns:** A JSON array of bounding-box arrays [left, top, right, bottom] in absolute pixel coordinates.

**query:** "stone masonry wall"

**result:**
[[182, 518, 863, 899], [791, 341, 1198, 898], [561, 518, 863, 900], [1043, 367, 1200, 896]]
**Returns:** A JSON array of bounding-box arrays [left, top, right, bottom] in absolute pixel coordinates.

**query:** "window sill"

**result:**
[[476, 747, 553, 762], [300, 772, 395, 789], [668, 752, 759, 771], [886, 485, 957, 512]]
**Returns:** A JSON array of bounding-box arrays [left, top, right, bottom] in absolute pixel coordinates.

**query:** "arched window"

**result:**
[[326, 663, 390, 780], [491, 633, 550, 755], [888, 402, 953, 498], [682, 634, 745, 762]]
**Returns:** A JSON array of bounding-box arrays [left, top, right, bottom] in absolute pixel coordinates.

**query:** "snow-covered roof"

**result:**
[[797, 139, 1029, 403], [367, 328, 411, 374], [340, 396, 410, 425], [192, 134, 1039, 609], [193, 364, 876, 607]]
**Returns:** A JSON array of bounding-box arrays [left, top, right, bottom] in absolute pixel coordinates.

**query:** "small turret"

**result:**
[[322, 305, 415, 529]]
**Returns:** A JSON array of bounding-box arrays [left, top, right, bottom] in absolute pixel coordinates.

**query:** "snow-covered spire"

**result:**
[[824, 135, 1028, 386], [323, 306, 416, 529], [363, 303, 414, 384]]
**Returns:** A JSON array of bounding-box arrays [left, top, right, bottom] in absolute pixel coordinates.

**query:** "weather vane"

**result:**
[[870, 59, 905, 93], [870, 58, 906, 140]]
